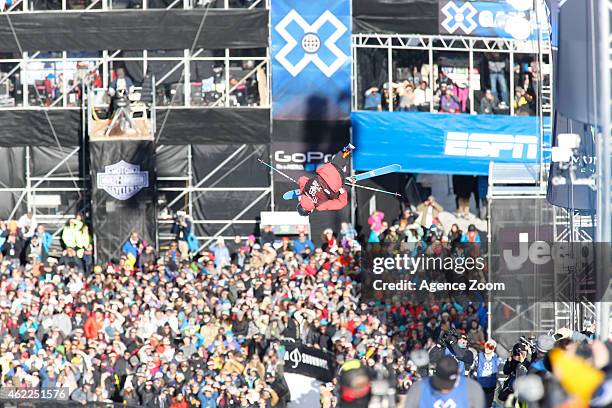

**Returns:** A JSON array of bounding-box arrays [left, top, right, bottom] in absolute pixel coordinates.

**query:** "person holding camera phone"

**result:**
[[429, 329, 474, 376], [498, 340, 532, 402]]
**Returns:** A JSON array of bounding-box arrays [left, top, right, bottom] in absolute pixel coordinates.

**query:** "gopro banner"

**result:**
[[352, 111, 551, 176], [271, 139, 349, 240], [271, 0, 351, 120], [438, 0, 538, 41], [282, 342, 335, 382], [90, 140, 156, 262]]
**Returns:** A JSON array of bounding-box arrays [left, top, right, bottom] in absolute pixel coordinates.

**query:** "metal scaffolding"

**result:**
[[0, 0, 272, 251], [352, 32, 552, 120], [3, 0, 264, 13], [596, 0, 612, 339]]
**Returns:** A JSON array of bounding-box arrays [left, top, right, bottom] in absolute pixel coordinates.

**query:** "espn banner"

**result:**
[[352, 111, 551, 176], [282, 341, 335, 382], [90, 140, 156, 262], [271, 0, 351, 120]]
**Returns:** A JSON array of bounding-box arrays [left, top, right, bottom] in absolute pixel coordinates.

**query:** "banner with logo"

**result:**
[[282, 342, 335, 382], [271, 0, 351, 120], [91, 140, 156, 261], [271, 139, 349, 239], [438, 0, 538, 41], [488, 197, 605, 348], [352, 111, 551, 176], [546, 117, 597, 211]]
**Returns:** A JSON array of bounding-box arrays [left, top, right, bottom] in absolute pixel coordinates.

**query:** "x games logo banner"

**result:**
[[275, 10, 348, 78], [271, 0, 351, 120], [439, 0, 537, 41]]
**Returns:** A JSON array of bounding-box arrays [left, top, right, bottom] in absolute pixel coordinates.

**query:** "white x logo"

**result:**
[[440, 1, 478, 34], [275, 9, 348, 78], [434, 399, 457, 408]]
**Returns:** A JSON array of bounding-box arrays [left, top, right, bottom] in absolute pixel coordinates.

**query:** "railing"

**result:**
[[0, 51, 270, 110], [1, 0, 265, 12], [352, 33, 552, 118]]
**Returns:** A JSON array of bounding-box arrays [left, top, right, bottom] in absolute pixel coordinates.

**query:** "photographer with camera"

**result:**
[[171, 211, 192, 261], [108, 68, 134, 114], [429, 329, 474, 376], [105, 67, 137, 136], [498, 338, 535, 403]]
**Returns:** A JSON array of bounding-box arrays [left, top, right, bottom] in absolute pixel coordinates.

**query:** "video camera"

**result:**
[[439, 328, 460, 348], [115, 89, 129, 108], [511, 335, 536, 358]]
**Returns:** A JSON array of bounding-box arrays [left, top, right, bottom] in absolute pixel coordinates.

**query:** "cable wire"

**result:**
[[3, 13, 83, 203], [155, 1, 212, 144]]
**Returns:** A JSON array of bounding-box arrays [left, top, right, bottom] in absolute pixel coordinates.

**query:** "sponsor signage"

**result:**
[[282, 342, 335, 382], [97, 160, 149, 200], [352, 111, 550, 176], [439, 0, 538, 41], [271, 0, 351, 120]]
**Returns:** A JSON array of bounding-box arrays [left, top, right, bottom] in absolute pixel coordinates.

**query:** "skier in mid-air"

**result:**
[[258, 145, 401, 217], [295, 144, 355, 216]]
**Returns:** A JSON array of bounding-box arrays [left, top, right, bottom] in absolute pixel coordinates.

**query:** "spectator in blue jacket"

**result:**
[[210, 238, 230, 268], [292, 232, 315, 256], [121, 231, 143, 268], [460, 224, 481, 244], [35, 224, 53, 254], [198, 385, 218, 408]]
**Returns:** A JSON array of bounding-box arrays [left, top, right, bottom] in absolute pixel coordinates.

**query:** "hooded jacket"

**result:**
[[298, 162, 347, 212]]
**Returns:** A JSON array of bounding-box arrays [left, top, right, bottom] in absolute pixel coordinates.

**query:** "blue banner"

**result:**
[[352, 112, 551, 176], [438, 0, 537, 41], [271, 0, 351, 120]]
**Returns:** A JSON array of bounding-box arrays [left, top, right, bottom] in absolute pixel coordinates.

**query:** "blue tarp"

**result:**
[[352, 111, 550, 176]]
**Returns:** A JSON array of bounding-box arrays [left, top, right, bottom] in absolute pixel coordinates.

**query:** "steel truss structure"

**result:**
[[156, 143, 272, 250], [0, 49, 270, 110], [0, 1, 272, 251], [596, 0, 612, 339], [352, 33, 552, 123], [3, 0, 265, 13], [0, 145, 87, 252]]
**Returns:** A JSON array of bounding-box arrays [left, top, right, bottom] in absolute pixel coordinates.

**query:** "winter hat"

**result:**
[[536, 334, 555, 353]]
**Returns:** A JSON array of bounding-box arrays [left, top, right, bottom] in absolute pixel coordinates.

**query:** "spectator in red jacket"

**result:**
[[84, 310, 104, 339]]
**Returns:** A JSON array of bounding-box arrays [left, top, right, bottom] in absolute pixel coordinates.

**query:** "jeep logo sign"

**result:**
[[97, 160, 149, 200], [501, 233, 591, 272]]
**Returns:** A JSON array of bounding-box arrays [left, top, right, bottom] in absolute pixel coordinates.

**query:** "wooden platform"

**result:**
[[90, 118, 153, 141]]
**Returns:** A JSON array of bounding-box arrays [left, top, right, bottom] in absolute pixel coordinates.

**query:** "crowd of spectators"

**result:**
[[362, 56, 541, 116], [0, 206, 609, 408], [0, 205, 486, 408]]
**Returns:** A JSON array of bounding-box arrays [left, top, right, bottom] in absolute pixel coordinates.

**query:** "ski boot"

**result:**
[[342, 143, 355, 158]]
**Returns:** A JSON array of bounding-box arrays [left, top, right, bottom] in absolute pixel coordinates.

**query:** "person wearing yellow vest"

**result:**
[[61, 216, 83, 249]]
